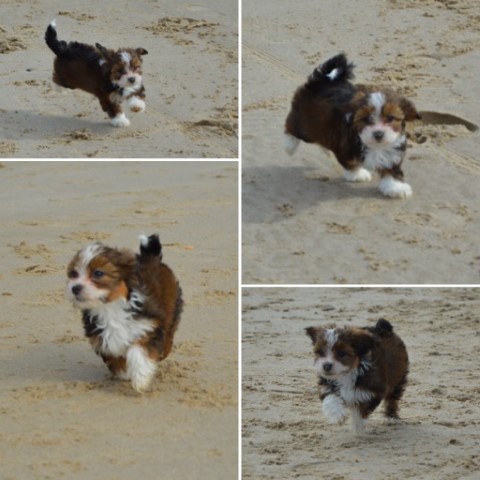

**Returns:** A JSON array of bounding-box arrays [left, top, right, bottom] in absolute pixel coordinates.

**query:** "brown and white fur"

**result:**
[[285, 54, 421, 198], [66, 234, 182, 392], [305, 319, 409, 434], [45, 20, 148, 127]]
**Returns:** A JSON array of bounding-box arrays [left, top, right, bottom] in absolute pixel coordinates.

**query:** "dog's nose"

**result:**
[[373, 130, 384, 141], [128, 76, 136, 84], [71, 284, 83, 296], [323, 362, 333, 373]]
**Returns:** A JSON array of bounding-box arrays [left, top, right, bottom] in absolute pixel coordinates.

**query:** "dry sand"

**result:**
[[242, 0, 480, 284], [242, 287, 480, 479], [0, 161, 238, 479], [0, 0, 238, 158]]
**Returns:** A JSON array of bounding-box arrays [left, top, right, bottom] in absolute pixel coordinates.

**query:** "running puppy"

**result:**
[[45, 20, 148, 127], [285, 54, 421, 198], [66, 234, 183, 392], [305, 319, 409, 433]]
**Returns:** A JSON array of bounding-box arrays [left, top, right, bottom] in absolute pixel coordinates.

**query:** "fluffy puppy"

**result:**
[[45, 20, 148, 127], [285, 54, 421, 198], [305, 319, 409, 433], [66, 234, 183, 392]]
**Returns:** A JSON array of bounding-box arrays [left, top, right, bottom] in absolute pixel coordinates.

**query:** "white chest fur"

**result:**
[[337, 371, 373, 405], [89, 299, 154, 357], [363, 143, 404, 171]]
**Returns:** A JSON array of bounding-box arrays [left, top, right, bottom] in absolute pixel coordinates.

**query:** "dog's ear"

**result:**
[[344, 89, 367, 122], [400, 97, 421, 121], [136, 48, 148, 56], [305, 326, 322, 344], [96, 43, 113, 60]]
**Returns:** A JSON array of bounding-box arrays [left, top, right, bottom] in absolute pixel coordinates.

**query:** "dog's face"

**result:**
[[306, 325, 375, 378], [352, 92, 419, 149], [96, 44, 148, 93], [66, 243, 135, 309]]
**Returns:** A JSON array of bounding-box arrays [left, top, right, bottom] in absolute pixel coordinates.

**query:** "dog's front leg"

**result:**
[[322, 394, 348, 424], [127, 86, 146, 113], [98, 93, 130, 127]]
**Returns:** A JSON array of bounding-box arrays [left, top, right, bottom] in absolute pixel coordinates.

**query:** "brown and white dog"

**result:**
[[45, 20, 148, 127], [306, 319, 409, 433], [285, 54, 421, 198], [66, 234, 183, 392]]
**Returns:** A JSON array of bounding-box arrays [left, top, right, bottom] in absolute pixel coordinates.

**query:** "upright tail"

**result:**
[[307, 53, 355, 87], [139, 234, 162, 260], [373, 318, 394, 337], [45, 20, 68, 56]]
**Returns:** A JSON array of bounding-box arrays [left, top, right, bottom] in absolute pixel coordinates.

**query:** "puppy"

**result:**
[[45, 20, 148, 127], [66, 234, 183, 392], [305, 319, 409, 433], [285, 54, 421, 198]]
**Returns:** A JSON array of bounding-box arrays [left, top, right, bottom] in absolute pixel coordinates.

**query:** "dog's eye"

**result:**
[[93, 270, 105, 279], [385, 115, 397, 123], [68, 269, 79, 279], [363, 116, 374, 126], [315, 349, 325, 357], [337, 350, 347, 358]]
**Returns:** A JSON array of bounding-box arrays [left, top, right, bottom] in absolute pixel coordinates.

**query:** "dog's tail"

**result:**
[[307, 53, 355, 87], [45, 20, 68, 56], [139, 233, 163, 260], [373, 318, 394, 337]]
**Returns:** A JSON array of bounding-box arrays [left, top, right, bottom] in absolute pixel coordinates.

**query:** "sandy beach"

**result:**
[[242, 0, 480, 284], [242, 287, 480, 479], [0, 0, 238, 158], [0, 161, 238, 479]]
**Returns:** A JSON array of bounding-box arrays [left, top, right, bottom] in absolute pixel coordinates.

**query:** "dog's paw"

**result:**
[[284, 133, 300, 155], [111, 113, 130, 127], [383, 415, 401, 425], [127, 97, 146, 113], [322, 395, 348, 424], [126, 345, 157, 393], [343, 167, 372, 183], [378, 176, 412, 198]]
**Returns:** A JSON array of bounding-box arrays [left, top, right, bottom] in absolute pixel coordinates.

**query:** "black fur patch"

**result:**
[[82, 311, 102, 338]]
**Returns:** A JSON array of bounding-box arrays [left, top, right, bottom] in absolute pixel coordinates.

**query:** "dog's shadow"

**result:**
[[0, 108, 113, 140], [243, 164, 382, 224], [2, 341, 144, 398]]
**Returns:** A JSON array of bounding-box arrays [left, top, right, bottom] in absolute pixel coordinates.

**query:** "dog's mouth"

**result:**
[[114, 73, 142, 91]]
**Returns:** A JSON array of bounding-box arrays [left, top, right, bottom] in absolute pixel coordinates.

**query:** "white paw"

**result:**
[[351, 408, 366, 435], [378, 176, 412, 198], [322, 395, 348, 424], [115, 370, 130, 381], [111, 113, 130, 127], [343, 167, 372, 183], [384, 416, 401, 425], [126, 345, 157, 393], [127, 97, 146, 113], [130, 374, 153, 393], [284, 133, 300, 155]]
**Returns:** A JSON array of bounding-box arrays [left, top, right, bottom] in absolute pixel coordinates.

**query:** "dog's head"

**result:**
[[306, 325, 376, 378], [96, 44, 148, 93], [349, 90, 420, 149], [66, 242, 136, 309]]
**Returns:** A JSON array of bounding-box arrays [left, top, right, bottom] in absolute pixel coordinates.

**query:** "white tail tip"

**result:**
[[138, 234, 149, 247]]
